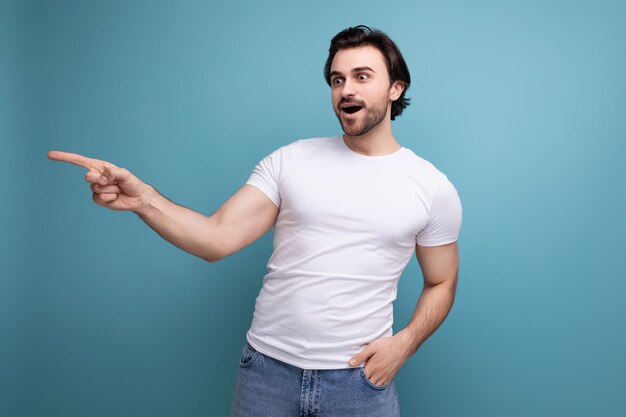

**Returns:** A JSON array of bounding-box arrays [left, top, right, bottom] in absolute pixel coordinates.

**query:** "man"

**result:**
[[49, 25, 462, 417]]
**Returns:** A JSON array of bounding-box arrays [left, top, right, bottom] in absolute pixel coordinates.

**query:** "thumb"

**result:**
[[99, 164, 129, 184], [349, 346, 373, 367]]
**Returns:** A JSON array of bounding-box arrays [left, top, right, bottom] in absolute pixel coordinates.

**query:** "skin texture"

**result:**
[[48, 43, 459, 388]]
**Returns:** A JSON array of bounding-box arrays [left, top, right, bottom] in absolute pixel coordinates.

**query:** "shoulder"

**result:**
[[271, 136, 338, 160], [257, 136, 336, 172], [401, 147, 450, 185]]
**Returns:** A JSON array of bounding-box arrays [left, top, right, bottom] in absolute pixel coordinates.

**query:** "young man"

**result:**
[[49, 25, 462, 417]]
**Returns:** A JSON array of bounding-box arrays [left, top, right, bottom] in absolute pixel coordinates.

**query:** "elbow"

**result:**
[[204, 244, 229, 263], [204, 253, 224, 263], [204, 216, 227, 263]]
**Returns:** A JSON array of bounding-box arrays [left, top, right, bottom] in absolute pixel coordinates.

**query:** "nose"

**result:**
[[340, 78, 356, 98]]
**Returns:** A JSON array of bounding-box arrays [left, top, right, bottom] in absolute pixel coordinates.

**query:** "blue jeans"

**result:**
[[230, 341, 400, 417]]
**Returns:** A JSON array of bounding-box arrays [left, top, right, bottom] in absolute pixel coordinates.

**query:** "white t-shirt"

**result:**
[[244, 135, 462, 369]]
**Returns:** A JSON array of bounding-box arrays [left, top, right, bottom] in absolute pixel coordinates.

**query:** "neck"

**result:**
[[343, 118, 400, 157]]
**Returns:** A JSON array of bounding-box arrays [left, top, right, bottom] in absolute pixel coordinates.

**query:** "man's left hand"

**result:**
[[348, 331, 413, 387]]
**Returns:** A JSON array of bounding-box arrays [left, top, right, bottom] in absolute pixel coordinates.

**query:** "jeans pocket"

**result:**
[[239, 342, 260, 368], [359, 367, 391, 390]]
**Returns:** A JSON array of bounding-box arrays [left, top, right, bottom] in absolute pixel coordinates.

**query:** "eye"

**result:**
[[357, 73, 369, 81], [332, 77, 343, 86]]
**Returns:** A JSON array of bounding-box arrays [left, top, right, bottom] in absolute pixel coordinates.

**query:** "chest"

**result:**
[[279, 161, 431, 243]]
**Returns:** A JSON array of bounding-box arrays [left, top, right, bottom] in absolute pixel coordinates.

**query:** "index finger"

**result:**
[[48, 150, 104, 171]]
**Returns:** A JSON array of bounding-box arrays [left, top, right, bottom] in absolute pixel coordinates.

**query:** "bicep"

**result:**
[[415, 241, 459, 290], [211, 184, 279, 260]]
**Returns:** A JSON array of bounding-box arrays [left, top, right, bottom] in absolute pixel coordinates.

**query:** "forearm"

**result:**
[[135, 185, 223, 262], [397, 281, 456, 357]]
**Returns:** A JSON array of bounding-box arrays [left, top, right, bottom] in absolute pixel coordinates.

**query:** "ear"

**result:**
[[389, 80, 405, 101]]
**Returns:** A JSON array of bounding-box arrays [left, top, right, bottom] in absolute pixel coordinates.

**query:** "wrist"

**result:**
[[396, 328, 418, 358], [135, 183, 158, 217]]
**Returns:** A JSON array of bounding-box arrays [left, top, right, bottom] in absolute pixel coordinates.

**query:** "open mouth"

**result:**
[[342, 105, 363, 114]]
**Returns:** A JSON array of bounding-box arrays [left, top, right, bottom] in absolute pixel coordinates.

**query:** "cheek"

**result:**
[[362, 84, 385, 100], [375, 88, 394, 104], [331, 92, 341, 107]]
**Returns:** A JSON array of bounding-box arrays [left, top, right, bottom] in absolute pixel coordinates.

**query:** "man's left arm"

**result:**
[[348, 241, 459, 386]]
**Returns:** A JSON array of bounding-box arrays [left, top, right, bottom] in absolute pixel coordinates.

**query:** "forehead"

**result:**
[[330, 45, 388, 75]]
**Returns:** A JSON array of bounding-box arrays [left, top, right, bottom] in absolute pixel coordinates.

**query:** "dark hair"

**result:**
[[324, 25, 411, 120]]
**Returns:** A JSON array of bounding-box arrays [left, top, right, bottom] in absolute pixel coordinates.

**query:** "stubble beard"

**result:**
[[336, 99, 389, 137]]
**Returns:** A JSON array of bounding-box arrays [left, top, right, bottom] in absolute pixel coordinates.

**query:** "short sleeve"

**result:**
[[245, 147, 283, 208], [416, 175, 463, 246]]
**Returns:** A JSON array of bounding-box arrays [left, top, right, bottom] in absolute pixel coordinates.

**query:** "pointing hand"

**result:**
[[48, 150, 152, 213]]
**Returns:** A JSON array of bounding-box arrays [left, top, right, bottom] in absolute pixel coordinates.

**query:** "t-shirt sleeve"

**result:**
[[245, 147, 283, 208], [416, 175, 463, 246]]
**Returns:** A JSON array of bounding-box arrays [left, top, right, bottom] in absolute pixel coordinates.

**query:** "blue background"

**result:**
[[2, 0, 625, 416]]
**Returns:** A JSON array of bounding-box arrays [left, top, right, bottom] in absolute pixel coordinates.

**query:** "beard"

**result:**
[[334, 98, 389, 137]]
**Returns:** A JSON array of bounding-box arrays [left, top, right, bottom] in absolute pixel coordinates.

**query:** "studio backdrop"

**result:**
[[2, 0, 625, 416]]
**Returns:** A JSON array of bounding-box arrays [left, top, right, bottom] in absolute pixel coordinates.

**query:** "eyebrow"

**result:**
[[330, 66, 376, 78]]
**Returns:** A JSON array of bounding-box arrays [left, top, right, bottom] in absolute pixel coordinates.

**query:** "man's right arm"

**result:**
[[47, 149, 278, 263], [136, 183, 279, 263]]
